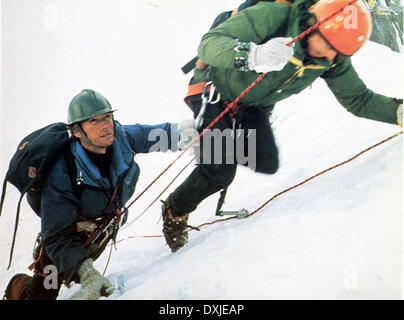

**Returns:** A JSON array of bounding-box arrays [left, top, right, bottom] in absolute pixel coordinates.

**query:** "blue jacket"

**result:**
[[41, 121, 178, 283]]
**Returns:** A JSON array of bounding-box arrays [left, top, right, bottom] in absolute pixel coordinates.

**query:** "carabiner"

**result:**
[[196, 81, 221, 130], [208, 86, 221, 104]]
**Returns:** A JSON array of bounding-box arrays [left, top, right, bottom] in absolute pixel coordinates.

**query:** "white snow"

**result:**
[[0, 0, 402, 300]]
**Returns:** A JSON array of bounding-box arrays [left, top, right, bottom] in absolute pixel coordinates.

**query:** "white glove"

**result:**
[[397, 104, 403, 127], [71, 258, 114, 300], [178, 119, 199, 150], [248, 37, 294, 73]]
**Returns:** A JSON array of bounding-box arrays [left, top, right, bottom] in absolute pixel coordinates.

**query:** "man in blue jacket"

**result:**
[[4, 89, 195, 300]]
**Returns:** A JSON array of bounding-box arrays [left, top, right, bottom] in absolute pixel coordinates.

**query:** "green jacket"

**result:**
[[195, 1, 401, 124]]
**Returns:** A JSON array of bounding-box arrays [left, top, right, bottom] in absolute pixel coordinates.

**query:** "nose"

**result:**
[[104, 122, 113, 133], [101, 117, 113, 132]]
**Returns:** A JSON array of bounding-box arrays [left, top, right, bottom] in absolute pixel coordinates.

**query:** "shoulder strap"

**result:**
[[6, 193, 25, 270], [2, 176, 35, 270], [62, 145, 83, 199]]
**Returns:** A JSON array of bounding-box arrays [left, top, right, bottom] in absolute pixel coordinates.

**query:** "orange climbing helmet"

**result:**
[[309, 0, 372, 56]]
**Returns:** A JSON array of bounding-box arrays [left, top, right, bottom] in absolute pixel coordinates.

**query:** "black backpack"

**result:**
[[181, 0, 295, 74], [0, 122, 80, 269]]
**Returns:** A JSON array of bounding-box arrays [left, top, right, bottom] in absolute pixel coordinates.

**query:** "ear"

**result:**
[[71, 124, 82, 139]]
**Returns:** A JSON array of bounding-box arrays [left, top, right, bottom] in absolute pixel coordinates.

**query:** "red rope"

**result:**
[[248, 130, 402, 216], [115, 131, 402, 241]]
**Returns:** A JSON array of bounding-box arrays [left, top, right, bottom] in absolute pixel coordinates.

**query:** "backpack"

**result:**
[[181, 0, 295, 74], [0, 122, 81, 269]]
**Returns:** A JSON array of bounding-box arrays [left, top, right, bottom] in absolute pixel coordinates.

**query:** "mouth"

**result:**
[[100, 132, 113, 139]]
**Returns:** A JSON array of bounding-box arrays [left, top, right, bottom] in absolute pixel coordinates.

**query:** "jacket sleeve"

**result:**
[[322, 56, 401, 124], [123, 123, 179, 154], [198, 2, 290, 69], [41, 157, 89, 284]]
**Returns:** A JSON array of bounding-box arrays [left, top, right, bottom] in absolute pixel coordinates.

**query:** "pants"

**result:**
[[167, 94, 279, 216]]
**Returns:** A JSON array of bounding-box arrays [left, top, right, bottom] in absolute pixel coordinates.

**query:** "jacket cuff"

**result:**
[[234, 42, 251, 71]]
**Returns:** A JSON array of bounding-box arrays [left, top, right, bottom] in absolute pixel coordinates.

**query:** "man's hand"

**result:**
[[178, 119, 199, 150], [71, 258, 114, 300]]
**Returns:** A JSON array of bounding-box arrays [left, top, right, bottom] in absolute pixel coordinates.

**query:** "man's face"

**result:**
[[74, 112, 115, 153], [305, 32, 338, 61]]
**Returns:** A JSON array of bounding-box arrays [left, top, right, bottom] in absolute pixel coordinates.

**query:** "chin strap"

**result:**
[[76, 125, 106, 150]]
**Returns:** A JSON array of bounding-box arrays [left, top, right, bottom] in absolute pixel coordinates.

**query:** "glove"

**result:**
[[247, 37, 294, 73], [178, 119, 199, 150], [397, 104, 403, 127], [71, 258, 114, 300]]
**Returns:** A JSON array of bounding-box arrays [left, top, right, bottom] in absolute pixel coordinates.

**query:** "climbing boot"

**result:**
[[161, 201, 190, 252], [3, 273, 32, 300]]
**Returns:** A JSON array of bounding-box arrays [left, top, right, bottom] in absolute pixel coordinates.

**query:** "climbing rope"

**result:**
[[114, 130, 402, 242]]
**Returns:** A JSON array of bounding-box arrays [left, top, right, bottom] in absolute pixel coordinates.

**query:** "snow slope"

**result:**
[[0, 0, 402, 300]]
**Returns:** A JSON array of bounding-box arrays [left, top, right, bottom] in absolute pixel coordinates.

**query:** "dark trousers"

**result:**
[[167, 95, 279, 216]]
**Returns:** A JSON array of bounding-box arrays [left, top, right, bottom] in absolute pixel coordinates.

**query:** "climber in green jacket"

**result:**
[[161, 0, 403, 252]]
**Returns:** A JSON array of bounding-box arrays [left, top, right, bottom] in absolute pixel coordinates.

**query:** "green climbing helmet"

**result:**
[[68, 89, 115, 124]]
